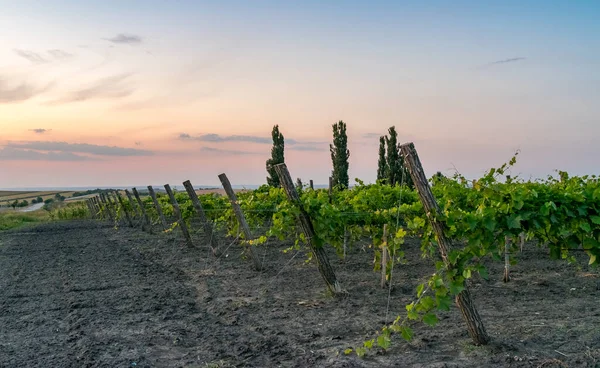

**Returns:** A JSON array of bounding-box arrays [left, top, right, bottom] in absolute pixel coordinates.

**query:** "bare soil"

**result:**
[[1, 220, 599, 367]]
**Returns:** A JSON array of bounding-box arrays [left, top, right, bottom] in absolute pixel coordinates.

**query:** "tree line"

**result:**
[[265, 122, 414, 189]]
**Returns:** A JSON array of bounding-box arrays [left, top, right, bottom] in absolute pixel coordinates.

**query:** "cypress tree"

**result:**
[[266, 125, 285, 187], [377, 136, 387, 182], [385, 126, 399, 186], [330, 120, 350, 189]]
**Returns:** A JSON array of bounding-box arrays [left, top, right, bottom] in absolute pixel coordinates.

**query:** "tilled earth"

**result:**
[[1, 220, 599, 367]]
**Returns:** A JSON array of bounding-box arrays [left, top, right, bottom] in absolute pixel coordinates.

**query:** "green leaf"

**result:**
[[591, 216, 600, 225], [507, 214, 522, 229], [422, 313, 439, 326], [463, 269, 472, 279], [344, 348, 353, 355], [364, 339, 374, 349], [483, 217, 496, 232], [449, 281, 465, 295], [589, 254, 597, 265], [416, 283, 425, 298], [580, 222, 592, 233], [377, 335, 391, 350], [355, 347, 366, 358], [400, 326, 414, 341]]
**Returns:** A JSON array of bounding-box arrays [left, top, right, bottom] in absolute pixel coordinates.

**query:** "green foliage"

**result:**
[[377, 136, 386, 182], [330, 120, 350, 189], [266, 125, 285, 187]]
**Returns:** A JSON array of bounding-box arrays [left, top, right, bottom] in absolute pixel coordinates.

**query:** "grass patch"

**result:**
[[0, 210, 50, 231]]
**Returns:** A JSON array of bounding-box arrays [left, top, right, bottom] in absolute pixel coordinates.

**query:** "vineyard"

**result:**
[[2, 143, 600, 367]]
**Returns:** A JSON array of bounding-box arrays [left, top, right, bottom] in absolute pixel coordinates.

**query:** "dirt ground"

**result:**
[[1, 220, 599, 368]]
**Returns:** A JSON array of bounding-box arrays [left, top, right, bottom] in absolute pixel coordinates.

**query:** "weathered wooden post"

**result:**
[[274, 163, 343, 295], [99, 193, 114, 222], [183, 180, 220, 255], [164, 184, 193, 246], [125, 189, 141, 220], [92, 196, 103, 219], [218, 173, 262, 271], [147, 186, 168, 230], [309, 179, 314, 190], [381, 224, 389, 288], [400, 142, 489, 346], [86, 199, 95, 219], [131, 188, 151, 231], [115, 191, 133, 227], [503, 236, 511, 283], [107, 192, 123, 225]]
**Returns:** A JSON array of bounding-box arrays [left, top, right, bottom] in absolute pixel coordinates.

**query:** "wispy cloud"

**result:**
[[0, 78, 53, 104], [30, 129, 51, 134], [361, 132, 383, 139], [105, 33, 143, 45], [13, 49, 48, 64], [6, 141, 153, 157], [0, 147, 90, 161], [476, 57, 526, 70], [200, 147, 258, 155], [179, 133, 307, 145], [289, 145, 325, 152], [47, 49, 74, 60], [46, 73, 134, 105]]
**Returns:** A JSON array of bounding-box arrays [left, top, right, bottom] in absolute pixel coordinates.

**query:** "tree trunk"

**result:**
[[147, 186, 168, 230], [274, 163, 343, 295], [400, 142, 489, 346], [164, 184, 193, 247], [218, 174, 262, 271], [183, 180, 220, 255]]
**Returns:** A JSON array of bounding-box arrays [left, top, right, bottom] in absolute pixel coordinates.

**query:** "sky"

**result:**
[[0, 1, 598, 188]]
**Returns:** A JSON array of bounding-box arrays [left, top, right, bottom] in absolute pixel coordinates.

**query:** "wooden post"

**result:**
[[218, 173, 262, 271], [147, 186, 168, 230], [381, 224, 389, 288], [99, 193, 114, 222], [343, 226, 349, 261], [131, 188, 151, 230], [309, 179, 314, 190], [503, 236, 511, 282], [400, 142, 489, 346], [107, 192, 122, 225], [164, 184, 193, 246], [125, 189, 141, 220], [183, 180, 220, 255], [115, 191, 133, 227], [92, 196, 103, 219], [86, 200, 95, 219], [519, 232, 525, 252], [274, 163, 343, 295]]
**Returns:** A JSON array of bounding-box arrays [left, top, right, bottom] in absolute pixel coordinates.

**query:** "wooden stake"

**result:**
[[132, 188, 151, 231], [218, 173, 262, 271], [274, 163, 343, 295], [381, 224, 389, 288], [115, 191, 133, 227], [125, 189, 141, 220], [147, 186, 168, 230], [183, 180, 220, 255], [164, 184, 193, 246], [309, 179, 314, 190], [400, 142, 489, 346], [503, 236, 511, 283], [99, 193, 114, 222], [519, 232, 525, 252]]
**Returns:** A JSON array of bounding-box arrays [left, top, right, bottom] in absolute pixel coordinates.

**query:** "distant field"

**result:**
[[0, 191, 75, 204]]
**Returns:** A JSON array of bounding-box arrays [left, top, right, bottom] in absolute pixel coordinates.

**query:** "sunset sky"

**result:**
[[0, 1, 598, 188]]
